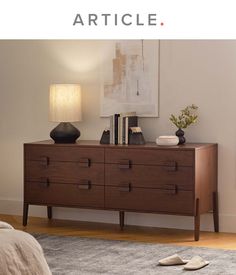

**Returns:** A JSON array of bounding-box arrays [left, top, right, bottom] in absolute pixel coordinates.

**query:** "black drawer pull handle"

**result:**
[[39, 156, 49, 167], [164, 161, 177, 171], [119, 159, 131, 169], [119, 183, 131, 192], [78, 180, 91, 190], [78, 158, 91, 167], [39, 178, 50, 188]]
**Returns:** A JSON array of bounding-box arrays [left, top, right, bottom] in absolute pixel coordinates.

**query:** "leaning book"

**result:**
[[119, 112, 136, 144], [124, 116, 138, 144]]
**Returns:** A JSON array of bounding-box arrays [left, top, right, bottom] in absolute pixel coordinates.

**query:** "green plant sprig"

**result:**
[[169, 104, 198, 129]]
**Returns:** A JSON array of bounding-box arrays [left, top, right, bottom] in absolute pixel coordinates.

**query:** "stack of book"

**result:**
[[110, 112, 138, 145]]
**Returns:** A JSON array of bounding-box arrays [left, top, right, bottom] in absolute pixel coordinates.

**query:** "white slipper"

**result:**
[[184, 256, 209, 270], [158, 254, 189, 266], [0, 221, 14, 229]]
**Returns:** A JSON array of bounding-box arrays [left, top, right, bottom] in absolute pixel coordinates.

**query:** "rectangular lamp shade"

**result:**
[[49, 84, 82, 122]]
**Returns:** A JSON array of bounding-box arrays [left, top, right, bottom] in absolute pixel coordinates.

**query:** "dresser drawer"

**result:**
[[105, 186, 193, 215], [24, 145, 104, 163], [105, 148, 194, 167], [25, 182, 104, 208], [105, 164, 193, 190], [25, 161, 104, 185]]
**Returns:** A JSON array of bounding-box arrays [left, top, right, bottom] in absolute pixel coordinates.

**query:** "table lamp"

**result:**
[[49, 84, 82, 143]]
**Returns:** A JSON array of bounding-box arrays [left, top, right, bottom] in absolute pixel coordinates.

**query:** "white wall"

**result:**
[[1, 40, 236, 232]]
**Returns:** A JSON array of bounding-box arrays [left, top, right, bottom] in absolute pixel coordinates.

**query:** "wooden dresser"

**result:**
[[23, 140, 218, 241]]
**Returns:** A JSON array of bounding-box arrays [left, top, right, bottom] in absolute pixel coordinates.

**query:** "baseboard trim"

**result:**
[[0, 199, 234, 233]]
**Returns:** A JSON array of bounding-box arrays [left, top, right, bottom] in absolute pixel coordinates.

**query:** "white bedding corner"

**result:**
[[0, 221, 14, 229], [0, 222, 52, 275]]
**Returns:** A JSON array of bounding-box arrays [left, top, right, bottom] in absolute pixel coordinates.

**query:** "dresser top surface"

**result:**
[[24, 140, 217, 150]]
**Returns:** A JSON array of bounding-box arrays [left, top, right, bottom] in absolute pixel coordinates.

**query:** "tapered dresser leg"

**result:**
[[119, 211, 125, 230], [23, 203, 29, 226], [194, 198, 200, 241], [47, 206, 52, 220], [213, 191, 219, 232]]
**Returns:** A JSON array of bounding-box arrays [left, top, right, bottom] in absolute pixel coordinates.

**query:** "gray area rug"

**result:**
[[34, 234, 236, 275]]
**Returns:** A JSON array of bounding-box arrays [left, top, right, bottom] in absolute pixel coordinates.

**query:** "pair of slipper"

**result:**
[[159, 254, 209, 270]]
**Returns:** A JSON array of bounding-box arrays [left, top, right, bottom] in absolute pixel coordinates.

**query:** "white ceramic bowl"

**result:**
[[156, 135, 179, 146]]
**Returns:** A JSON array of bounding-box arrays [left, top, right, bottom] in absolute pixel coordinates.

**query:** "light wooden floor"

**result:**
[[1, 214, 236, 250]]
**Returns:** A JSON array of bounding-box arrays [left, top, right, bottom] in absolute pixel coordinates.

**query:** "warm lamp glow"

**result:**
[[49, 84, 82, 122]]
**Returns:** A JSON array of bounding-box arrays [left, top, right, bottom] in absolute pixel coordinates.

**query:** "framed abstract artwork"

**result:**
[[100, 40, 159, 117]]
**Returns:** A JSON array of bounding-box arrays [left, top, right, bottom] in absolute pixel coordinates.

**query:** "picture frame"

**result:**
[[100, 40, 160, 117]]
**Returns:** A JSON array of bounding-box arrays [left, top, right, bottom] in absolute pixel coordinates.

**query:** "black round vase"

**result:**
[[50, 122, 80, 143], [175, 128, 186, 145]]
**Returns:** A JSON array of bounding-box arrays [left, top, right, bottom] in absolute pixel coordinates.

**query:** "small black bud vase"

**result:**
[[175, 128, 186, 145]]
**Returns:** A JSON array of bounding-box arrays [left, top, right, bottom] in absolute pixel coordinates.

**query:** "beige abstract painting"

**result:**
[[100, 40, 159, 117]]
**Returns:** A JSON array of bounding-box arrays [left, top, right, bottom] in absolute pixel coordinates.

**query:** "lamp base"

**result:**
[[50, 122, 80, 143]]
